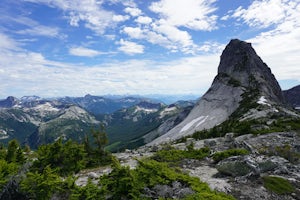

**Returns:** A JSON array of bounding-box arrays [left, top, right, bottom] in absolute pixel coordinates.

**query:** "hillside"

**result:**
[[0, 100, 99, 148], [97, 101, 194, 151]]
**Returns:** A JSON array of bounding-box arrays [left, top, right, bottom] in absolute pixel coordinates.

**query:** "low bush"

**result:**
[[212, 148, 249, 163], [262, 176, 295, 195], [152, 147, 210, 164]]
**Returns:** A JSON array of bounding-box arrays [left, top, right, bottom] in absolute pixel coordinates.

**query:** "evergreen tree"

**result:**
[[6, 139, 19, 163], [91, 125, 108, 153], [16, 147, 25, 164], [21, 165, 63, 200]]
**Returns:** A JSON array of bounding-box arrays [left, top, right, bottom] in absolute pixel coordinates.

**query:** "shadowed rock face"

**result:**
[[0, 96, 19, 108], [148, 39, 284, 145], [218, 39, 284, 104], [283, 85, 300, 108]]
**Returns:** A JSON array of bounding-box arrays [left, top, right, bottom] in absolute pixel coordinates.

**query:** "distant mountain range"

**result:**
[[0, 94, 195, 150]]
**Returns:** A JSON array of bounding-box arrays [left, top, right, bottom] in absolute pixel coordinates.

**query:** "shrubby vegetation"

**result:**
[[212, 148, 249, 163], [31, 127, 112, 176], [97, 158, 234, 200], [262, 176, 295, 195], [186, 117, 300, 142], [152, 145, 210, 164], [0, 127, 236, 199], [0, 139, 25, 190]]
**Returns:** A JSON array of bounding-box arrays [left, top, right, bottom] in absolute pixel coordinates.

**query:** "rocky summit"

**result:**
[[149, 39, 288, 145]]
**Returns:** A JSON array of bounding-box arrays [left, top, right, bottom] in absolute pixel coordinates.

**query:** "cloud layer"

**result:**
[[0, 0, 299, 98]]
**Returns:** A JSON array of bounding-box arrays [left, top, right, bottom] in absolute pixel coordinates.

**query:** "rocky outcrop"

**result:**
[[218, 39, 284, 104], [168, 131, 300, 200], [148, 39, 285, 145], [143, 181, 194, 199]]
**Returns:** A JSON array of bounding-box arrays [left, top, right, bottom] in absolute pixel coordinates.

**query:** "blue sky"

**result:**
[[0, 0, 300, 98]]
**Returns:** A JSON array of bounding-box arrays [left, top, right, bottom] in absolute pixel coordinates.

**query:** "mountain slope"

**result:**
[[283, 85, 300, 109], [149, 39, 287, 145], [0, 100, 100, 148], [97, 101, 194, 151]]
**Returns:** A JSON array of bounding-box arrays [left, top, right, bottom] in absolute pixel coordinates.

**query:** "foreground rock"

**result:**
[[185, 132, 300, 200]]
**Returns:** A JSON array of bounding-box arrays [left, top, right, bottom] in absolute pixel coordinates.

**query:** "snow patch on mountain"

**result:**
[[257, 96, 270, 106], [0, 129, 9, 139], [34, 102, 60, 112], [180, 116, 208, 133], [159, 106, 177, 118], [134, 106, 158, 114]]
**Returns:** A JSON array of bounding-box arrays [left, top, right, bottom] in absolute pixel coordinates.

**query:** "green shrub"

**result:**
[[0, 159, 19, 189], [98, 159, 234, 200], [32, 139, 87, 176], [212, 149, 249, 163], [258, 160, 277, 172], [274, 145, 300, 163], [135, 160, 234, 200], [262, 176, 295, 195], [99, 158, 140, 199], [71, 179, 103, 200], [21, 166, 64, 200], [152, 147, 210, 164]]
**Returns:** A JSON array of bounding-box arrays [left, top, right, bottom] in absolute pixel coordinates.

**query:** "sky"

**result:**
[[0, 0, 300, 99]]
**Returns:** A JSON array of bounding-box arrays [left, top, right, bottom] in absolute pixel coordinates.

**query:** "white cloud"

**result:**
[[0, 32, 220, 98], [198, 42, 224, 53], [122, 26, 177, 51], [0, 33, 220, 98], [122, 25, 197, 53], [107, 0, 136, 7], [26, 0, 115, 35], [124, 7, 142, 17], [152, 22, 193, 49], [0, 32, 20, 50], [112, 14, 130, 22], [232, 0, 299, 28], [118, 39, 144, 55], [137, 0, 219, 54], [69, 47, 104, 57], [16, 25, 62, 38], [135, 16, 152, 24], [1, 15, 64, 39], [149, 0, 218, 31], [123, 27, 144, 39], [249, 27, 300, 82], [229, 0, 300, 83]]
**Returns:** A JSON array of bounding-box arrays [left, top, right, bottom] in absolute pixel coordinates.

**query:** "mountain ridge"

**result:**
[[148, 39, 294, 145]]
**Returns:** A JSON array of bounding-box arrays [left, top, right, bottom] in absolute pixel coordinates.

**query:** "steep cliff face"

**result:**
[[148, 39, 285, 145], [218, 39, 284, 104]]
